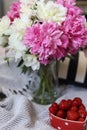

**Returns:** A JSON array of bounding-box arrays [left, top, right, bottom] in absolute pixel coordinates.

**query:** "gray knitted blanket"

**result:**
[[0, 86, 87, 130]]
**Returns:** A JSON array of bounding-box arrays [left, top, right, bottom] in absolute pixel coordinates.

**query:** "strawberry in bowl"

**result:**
[[49, 97, 87, 130]]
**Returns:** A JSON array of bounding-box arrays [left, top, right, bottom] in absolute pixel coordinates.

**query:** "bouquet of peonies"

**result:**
[[0, 0, 87, 104], [0, 0, 87, 70]]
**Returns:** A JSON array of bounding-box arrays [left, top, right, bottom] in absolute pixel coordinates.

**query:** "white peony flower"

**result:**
[[15, 51, 25, 60], [20, 13, 32, 25], [9, 33, 26, 51], [23, 54, 40, 70], [20, 4, 33, 18], [6, 15, 31, 61], [0, 16, 10, 36], [20, 0, 37, 5], [20, 3, 36, 21], [37, 1, 67, 25], [10, 18, 31, 36], [9, 33, 26, 60]]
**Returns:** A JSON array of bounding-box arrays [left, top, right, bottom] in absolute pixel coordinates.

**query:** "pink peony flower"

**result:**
[[23, 0, 87, 65], [57, 0, 83, 17], [56, 0, 87, 54], [23, 22, 68, 65], [7, 2, 20, 22], [57, 0, 76, 6], [62, 15, 87, 54]]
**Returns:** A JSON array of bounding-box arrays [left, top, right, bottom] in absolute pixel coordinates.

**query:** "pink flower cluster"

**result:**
[[63, 16, 87, 54], [23, 0, 87, 65], [61, 0, 87, 54], [7, 2, 20, 22], [56, 0, 76, 6], [24, 22, 68, 65]]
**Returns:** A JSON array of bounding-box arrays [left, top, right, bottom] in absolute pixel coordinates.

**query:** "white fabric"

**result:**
[[0, 58, 68, 99], [0, 51, 87, 95], [0, 54, 87, 130], [0, 95, 55, 130], [0, 86, 87, 130], [0, 59, 34, 99]]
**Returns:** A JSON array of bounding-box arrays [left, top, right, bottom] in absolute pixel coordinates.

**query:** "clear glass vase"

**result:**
[[31, 61, 65, 105]]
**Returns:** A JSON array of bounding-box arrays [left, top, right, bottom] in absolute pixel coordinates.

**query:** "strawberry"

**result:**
[[72, 97, 82, 107], [67, 99, 72, 108], [49, 106, 57, 115], [52, 102, 59, 111], [67, 110, 79, 121], [78, 109, 86, 119], [59, 99, 69, 110], [49, 97, 87, 122], [56, 110, 66, 119], [49, 102, 59, 115], [79, 104, 86, 111], [78, 117, 85, 122], [70, 106, 78, 111]]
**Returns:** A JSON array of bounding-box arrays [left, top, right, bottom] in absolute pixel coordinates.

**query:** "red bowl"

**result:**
[[49, 112, 86, 130]]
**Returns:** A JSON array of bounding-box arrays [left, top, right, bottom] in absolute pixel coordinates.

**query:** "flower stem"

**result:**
[[33, 62, 60, 104], [41, 80, 46, 104], [34, 77, 43, 97]]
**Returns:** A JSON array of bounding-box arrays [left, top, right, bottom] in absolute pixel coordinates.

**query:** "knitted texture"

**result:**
[[0, 51, 87, 99], [0, 95, 55, 130], [0, 86, 87, 130], [0, 50, 87, 129]]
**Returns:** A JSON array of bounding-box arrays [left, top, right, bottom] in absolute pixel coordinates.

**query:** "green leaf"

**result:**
[[22, 65, 28, 74], [67, 54, 74, 60], [4, 57, 9, 65], [17, 59, 23, 67]]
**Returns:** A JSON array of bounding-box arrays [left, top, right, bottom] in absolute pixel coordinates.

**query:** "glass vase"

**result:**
[[31, 61, 65, 105]]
